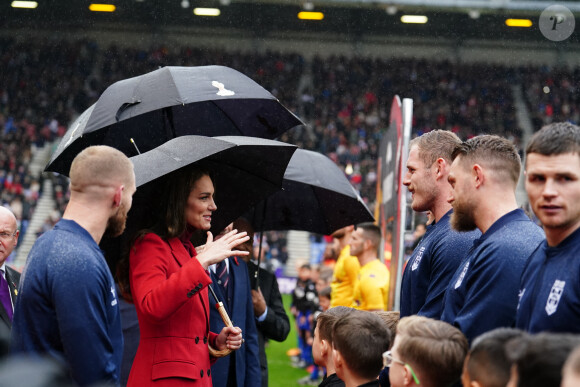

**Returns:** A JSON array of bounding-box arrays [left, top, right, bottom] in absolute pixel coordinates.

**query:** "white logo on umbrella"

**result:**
[[212, 81, 235, 96]]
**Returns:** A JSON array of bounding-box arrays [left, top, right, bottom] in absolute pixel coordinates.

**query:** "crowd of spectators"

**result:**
[[2, 37, 580, 264], [522, 64, 580, 130]]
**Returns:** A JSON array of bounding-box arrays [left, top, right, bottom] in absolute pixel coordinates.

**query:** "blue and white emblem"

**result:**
[[545, 280, 565, 316]]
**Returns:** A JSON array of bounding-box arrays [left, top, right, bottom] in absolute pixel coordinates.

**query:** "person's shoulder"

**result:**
[[5, 265, 20, 279], [132, 232, 166, 249], [492, 219, 544, 249]]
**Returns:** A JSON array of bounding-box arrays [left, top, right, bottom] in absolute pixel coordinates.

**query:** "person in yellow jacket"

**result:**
[[329, 225, 360, 307], [350, 223, 389, 311]]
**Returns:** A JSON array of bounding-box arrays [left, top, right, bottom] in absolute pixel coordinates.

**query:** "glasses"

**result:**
[[0, 231, 17, 241], [383, 350, 421, 385]]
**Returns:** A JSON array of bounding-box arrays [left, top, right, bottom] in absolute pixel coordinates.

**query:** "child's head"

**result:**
[[505, 333, 580, 387], [374, 310, 400, 347], [311, 265, 321, 283], [332, 310, 391, 384], [316, 266, 333, 293], [462, 328, 527, 387], [313, 306, 354, 368], [318, 286, 332, 312], [298, 264, 311, 281], [563, 345, 580, 387], [388, 316, 468, 387]]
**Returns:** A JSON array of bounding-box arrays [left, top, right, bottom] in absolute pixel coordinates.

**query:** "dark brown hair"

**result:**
[[506, 332, 580, 387], [467, 328, 527, 387], [355, 222, 381, 249], [526, 122, 580, 158], [333, 310, 391, 380], [117, 164, 213, 301], [316, 306, 353, 345]]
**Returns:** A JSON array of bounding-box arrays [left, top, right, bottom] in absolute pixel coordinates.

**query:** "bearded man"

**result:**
[[440, 135, 544, 343]]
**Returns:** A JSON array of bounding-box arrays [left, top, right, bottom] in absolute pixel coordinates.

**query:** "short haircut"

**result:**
[[564, 345, 580, 375], [451, 135, 521, 187], [319, 286, 332, 300], [374, 311, 400, 345], [333, 310, 391, 380], [526, 122, 580, 158], [396, 316, 468, 387], [467, 328, 528, 387], [355, 222, 381, 249], [506, 332, 580, 387], [69, 145, 134, 191], [299, 264, 312, 271], [317, 306, 354, 346], [410, 130, 462, 166]]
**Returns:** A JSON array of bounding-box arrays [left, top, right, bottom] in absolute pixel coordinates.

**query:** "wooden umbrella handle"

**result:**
[[208, 301, 234, 358]]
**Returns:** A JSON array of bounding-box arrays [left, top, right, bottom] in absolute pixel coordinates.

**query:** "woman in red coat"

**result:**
[[123, 166, 249, 386]]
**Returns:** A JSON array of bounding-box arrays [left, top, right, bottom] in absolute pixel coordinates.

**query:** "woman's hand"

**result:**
[[196, 229, 250, 269], [215, 326, 243, 351]]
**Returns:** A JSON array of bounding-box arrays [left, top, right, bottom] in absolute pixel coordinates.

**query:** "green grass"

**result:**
[[266, 293, 312, 386]]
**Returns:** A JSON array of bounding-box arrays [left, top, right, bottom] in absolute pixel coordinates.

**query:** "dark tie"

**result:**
[[0, 270, 13, 321], [216, 260, 229, 291]]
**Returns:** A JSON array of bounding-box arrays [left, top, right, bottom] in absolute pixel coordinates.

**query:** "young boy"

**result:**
[[292, 264, 319, 368], [312, 306, 354, 387], [333, 310, 391, 387], [299, 286, 334, 385], [387, 316, 467, 387], [461, 328, 527, 387]]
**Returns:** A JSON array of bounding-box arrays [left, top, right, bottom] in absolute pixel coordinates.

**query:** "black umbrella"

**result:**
[[128, 135, 297, 236], [46, 65, 304, 176], [247, 149, 375, 236], [242, 149, 374, 289]]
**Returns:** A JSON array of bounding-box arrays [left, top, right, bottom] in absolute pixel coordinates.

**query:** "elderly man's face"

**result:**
[[0, 209, 18, 265]]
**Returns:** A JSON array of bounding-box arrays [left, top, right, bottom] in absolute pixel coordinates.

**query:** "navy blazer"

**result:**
[[209, 257, 261, 387], [1, 266, 20, 330]]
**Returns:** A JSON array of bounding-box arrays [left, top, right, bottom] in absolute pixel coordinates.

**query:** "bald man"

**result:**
[[0, 207, 20, 332], [11, 146, 136, 387]]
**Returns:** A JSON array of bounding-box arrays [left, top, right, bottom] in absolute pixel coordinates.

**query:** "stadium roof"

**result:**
[[1, 0, 579, 43]]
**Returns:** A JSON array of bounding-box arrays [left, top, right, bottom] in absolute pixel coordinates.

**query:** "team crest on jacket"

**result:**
[[411, 247, 425, 271], [545, 280, 566, 316]]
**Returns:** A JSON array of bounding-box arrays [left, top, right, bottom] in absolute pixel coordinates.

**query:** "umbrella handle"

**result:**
[[207, 285, 234, 358], [208, 301, 234, 358]]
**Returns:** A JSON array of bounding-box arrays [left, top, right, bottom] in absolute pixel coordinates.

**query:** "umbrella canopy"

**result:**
[[246, 149, 374, 235], [129, 135, 297, 235], [46, 65, 304, 176]]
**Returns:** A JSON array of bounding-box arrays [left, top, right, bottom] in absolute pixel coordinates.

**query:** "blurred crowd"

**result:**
[[1, 37, 579, 262]]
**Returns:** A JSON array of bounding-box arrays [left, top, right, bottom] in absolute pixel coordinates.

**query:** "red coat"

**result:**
[[128, 233, 218, 386]]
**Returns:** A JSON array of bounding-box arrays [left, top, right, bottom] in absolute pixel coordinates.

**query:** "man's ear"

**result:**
[[434, 158, 448, 181], [320, 339, 329, 357], [112, 185, 125, 208], [332, 348, 342, 369], [470, 380, 483, 387], [473, 164, 484, 188]]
